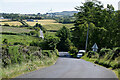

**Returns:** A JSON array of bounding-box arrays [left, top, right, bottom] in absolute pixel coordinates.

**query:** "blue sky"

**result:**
[[0, 0, 120, 14]]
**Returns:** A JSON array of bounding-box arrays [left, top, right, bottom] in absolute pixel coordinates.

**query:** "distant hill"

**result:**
[[46, 11, 78, 16], [54, 11, 78, 16]]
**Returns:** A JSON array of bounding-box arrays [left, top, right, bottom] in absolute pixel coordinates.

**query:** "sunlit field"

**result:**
[[0, 19, 10, 21], [1, 21, 22, 26], [25, 19, 61, 26], [43, 24, 74, 31]]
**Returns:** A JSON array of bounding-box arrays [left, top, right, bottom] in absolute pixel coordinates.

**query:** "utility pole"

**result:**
[[85, 23, 90, 52]]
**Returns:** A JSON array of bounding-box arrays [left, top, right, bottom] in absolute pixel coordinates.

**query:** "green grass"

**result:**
[[1, 26, 32, 33], [44, 23, 74, 36], [43, 24, 74, 31], [0, 67, 2, 80], [2, 50, 58, 78], [81, 54, 119, 78], [45, 32, 56, 36], [1, 34, 40, 45]]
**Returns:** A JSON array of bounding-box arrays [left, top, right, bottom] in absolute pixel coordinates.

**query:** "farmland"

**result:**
[[1, 21, 22, 26], [24, 19, 74, 30], [1, 19, 74, 31], [43, 24, 74, 31], [1, 34, 40, 45], [0, 19, 10, 21], [24, 19, 60, 26], [1, 19, 74, 46], [1, 19, 74, 36], [1, 26, 32, 33]]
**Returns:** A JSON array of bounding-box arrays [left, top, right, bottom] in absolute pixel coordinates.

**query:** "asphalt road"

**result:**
[[17, 52, 117, 78]]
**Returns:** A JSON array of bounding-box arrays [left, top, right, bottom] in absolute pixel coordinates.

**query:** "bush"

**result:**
[[14, 42, 24, 45], [118, 69, 120, 78], [29, 31, 37, 35], [112, 47, 120, 59], [87, 51, 98, 58], [56, 26, 72, 51], [40, 36, 60, 50], [42, 50, 52, 58], [99, 48, 111, 58], [34, 23, 46, 33], [29, 30, 40, 37], [30, 41, 40, 46], [68, 46, 78, 57], [3, 23, 10, 26], [3, 39, 8, 44], [2, 46, 42, 67]]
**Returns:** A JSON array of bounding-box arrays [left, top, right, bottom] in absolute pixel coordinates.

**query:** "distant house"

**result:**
[[0, 17, 4, 19], [27, 19, 34, 22]]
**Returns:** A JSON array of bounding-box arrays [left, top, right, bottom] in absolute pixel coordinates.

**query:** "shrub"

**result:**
[[30, 41, 40, 46], [118, 69, 120, 78], [3, 23, 10, 26], [56, 26, 72, 51], [14, 42, 24, 45], [2, 46, 42, 67], [40, 36, 60, 50], [42, 50, 52, 58], [3, 39, 8, 44], [68, 46, 78, 57], [29, 31, 37, 35], [112, 47, 120, 60], [99, 48, 111, 58], [87, 51, 98, 58]]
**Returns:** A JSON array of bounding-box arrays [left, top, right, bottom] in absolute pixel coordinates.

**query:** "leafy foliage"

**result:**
[[68, 46, 78, 57], [40, 36, 60, 50], [34, 23, 46, 33], [72, 0, 120, 50], [56, 26, 72, 51]]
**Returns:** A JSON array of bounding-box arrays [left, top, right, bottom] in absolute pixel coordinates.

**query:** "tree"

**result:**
[[72, 0, 120, 50], [34, 23, 46, 33], [56, 26, 72, 51], [3, 39, 8, 44], [40, 36, 60, 50]]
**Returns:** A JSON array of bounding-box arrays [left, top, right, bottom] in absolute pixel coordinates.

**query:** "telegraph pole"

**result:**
[[85, 23, 90, 52]]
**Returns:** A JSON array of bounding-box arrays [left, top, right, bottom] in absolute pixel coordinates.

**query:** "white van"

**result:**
[[77, 50, 85, 58]]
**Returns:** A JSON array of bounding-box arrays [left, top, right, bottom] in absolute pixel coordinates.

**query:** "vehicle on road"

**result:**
[[77, 50, 85, 58]]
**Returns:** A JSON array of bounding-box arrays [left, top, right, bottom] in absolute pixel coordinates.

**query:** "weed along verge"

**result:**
[[81, 47, 120, 78], [1, 45, 59, 78]]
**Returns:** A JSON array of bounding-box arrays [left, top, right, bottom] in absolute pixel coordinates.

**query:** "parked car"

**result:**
[[77, 50, 85, 58]]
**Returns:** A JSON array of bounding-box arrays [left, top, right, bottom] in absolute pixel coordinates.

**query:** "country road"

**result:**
[[17, 52, 117, 79]]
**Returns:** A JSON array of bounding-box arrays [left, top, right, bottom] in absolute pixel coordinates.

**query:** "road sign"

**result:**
[[92, 43, 98, 52]]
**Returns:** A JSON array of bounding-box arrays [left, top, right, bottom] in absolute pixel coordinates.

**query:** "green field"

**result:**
[[1, 19, 74, 44], [43, 24, 74, 31], [1, 26, 32, 33], [1, 34, 40, 45], [25, 19, 60, 26]]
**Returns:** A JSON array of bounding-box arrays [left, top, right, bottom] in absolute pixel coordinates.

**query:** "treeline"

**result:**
[[1, 13, 42, 21], [54, 16, 75, 24], [48, 0, 120, 57]]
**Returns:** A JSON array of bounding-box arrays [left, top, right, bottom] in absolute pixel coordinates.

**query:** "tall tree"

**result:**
[[56, 26, 72, 51], [72, 0, 120, 50]]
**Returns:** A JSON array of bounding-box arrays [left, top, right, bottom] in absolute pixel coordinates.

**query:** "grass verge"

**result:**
[[81, 55, 119, 79], [2, 50, 58, 79]]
